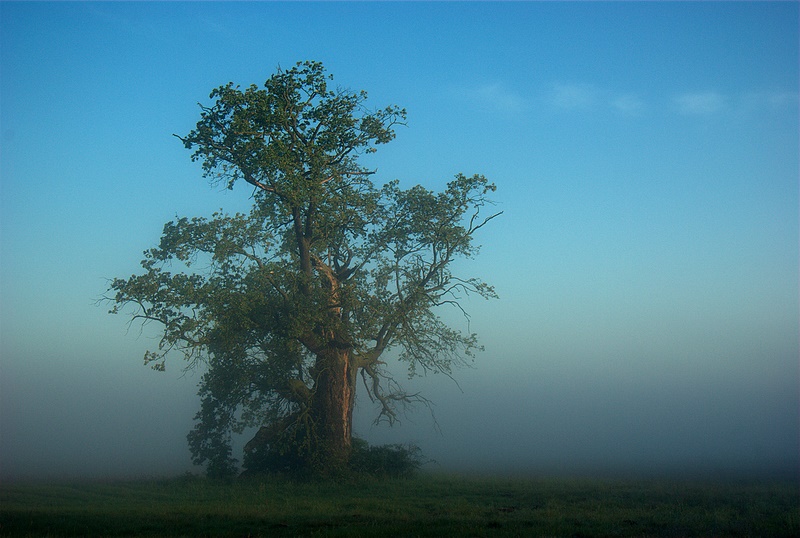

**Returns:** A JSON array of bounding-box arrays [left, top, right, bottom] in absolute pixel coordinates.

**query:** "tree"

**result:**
[[108, 61, 499, 477]]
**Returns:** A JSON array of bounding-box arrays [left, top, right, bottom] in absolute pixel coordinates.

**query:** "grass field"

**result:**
[[1, 473, 797, 537]]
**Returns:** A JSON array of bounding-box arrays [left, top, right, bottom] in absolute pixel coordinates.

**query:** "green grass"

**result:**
[[1, 473, 797, 537]]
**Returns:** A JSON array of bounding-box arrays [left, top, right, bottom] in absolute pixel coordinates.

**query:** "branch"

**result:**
[[264, 271, 290, 303], [319, 169, 375, 185], [469, 210, 503, 234], [360, 364, 439, 430], [242, 171, 278, 194]]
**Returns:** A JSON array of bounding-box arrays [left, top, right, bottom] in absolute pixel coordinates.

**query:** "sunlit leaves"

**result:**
[[179, 61, 406, 210]]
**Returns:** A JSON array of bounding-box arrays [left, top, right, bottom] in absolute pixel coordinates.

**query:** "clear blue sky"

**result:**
[[1, 2, 797, 480]]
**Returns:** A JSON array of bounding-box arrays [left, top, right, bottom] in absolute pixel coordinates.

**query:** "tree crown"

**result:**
[[109, 61, 499, 476]]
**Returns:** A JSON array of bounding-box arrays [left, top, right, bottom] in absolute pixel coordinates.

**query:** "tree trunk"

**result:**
[[310, 347, 358, 474]]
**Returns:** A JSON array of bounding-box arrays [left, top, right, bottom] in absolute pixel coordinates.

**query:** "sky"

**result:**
[[1, 2, 798, 482]]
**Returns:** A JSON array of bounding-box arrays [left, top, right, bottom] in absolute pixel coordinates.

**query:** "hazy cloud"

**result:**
[[549, 83, 597, 110], [673, 90, 799, 116], [674, 92, 726, 115], [612, 93, 646, 115], [548, 84, 646, 115], [465, 83, 528, 114], [741, 90, 798, 111]]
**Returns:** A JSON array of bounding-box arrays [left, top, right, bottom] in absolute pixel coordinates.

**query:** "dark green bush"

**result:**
[[240, 435, 427, 479], [348, 437, 427, 478], [241, 438, 308, 477]]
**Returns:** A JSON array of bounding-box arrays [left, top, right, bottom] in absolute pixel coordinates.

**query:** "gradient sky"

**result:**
[[1, 2, 798, 481]]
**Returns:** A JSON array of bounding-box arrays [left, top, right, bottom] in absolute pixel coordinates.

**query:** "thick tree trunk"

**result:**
[[310, 347, 358, 474]]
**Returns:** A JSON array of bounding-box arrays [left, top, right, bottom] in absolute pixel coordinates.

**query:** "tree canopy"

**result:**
[[109, 61, 499, 477]]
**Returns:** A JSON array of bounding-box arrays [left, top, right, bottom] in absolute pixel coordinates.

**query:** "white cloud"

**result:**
[[549, 83, 597, 110], [741, 90, 798, 111], [548, 83, 644, 115], [612, 94, 645, 115], [674, 92, 726, 115], [466, 83, 528, 114]]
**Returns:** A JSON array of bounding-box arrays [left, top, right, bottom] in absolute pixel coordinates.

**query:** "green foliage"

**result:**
[[241, 436, 430, 479], [349, 438, 427, 478], [241, 419, 316, 477], [108, 61, 500, 477]]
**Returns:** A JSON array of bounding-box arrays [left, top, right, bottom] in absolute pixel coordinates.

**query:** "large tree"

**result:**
[[109, 61, 499, 477]]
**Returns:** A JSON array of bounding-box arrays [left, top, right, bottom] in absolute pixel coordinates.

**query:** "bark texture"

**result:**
[[309, 348, 357, 472]]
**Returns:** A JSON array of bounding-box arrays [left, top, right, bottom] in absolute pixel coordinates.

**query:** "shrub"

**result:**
[[348, 437, 427, 478], [240, 436, 427, 479]]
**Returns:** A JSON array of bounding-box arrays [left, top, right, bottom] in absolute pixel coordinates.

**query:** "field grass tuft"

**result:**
[[1, 473, 797, 536]]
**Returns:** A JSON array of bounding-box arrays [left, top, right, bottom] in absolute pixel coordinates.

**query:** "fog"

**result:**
[[2, 304, 797, 482], [359, 361, 799, 479]]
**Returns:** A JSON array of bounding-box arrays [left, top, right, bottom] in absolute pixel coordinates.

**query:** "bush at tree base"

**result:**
[[348, 438, 428, 478], [240, 437, 427, 479]]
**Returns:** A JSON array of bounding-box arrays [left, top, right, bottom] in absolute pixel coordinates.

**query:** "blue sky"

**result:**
[[1, 2, 798, 480]]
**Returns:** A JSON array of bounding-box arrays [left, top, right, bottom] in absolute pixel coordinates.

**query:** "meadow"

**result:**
[[1, 473, 797, 537]]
